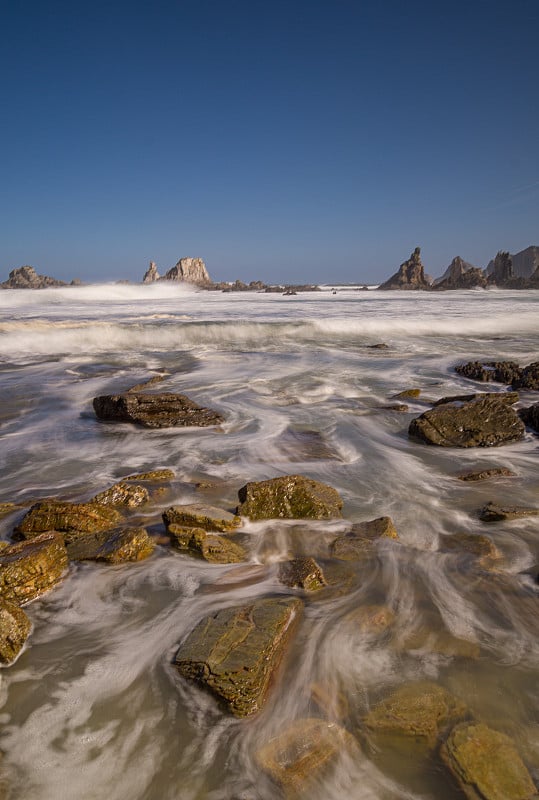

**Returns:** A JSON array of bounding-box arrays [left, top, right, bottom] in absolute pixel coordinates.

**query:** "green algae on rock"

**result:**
[[163, 503, 241, 533], [441, 722, 538, 800], [174, 596, 302, 717], [278, 557, 327, 591], [331, 516, 398, 560], [168, 524, 246, 563], [236, 475, 343, 520], [15, 500, 123, 539], [0, 533, 68, 604], [91, 482, 149, 509], [0, 598, 32, 664]]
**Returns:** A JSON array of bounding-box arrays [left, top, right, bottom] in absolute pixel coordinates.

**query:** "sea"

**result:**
[[0, 282, 538, 799]]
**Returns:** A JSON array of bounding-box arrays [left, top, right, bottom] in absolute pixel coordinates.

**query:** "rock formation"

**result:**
[[236, 475, 343, 520], [378, 247, 431, 290], [142, 261, 160, 283], [1, 265, 67, 289], [92, 392, 224, 428], [487, 251, 514, 286], [487, 244, 539, 279], [433, 256, 487, 290], [164, 257, 211, 285]]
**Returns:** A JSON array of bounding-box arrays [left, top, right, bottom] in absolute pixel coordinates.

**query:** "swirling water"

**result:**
[[0, 284, 538, 799]]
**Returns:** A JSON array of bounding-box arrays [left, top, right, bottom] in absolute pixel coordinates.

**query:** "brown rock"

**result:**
[[457, 467, 516, 482], [163, 503, 241, 533], [91, 482, 149, 508], [0, 598, 32, 664], [440, 532, 500, 567], [0, 533, 68, 604], [479, 501, 539, 523], [378, 247, 431, 291], [278, 558, 327, 591], [237, 475, 343, 521], [94, 527, 155, 563], [15, 500, 123, 539], [331, 516, 398, 560], [520, 403, 539, 432], [168, 525, 246, 563], [93, 392, 224, 428], [124, 469, 176, 482], [433, 256, 487, 291], [455, 360, 522, 385]]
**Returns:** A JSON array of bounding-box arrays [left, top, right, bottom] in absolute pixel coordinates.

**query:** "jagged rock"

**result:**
[[439, 532, 500, 567], [408, 395, 525, 447], [15, 500, 123, 539], [479, 501, 539, 523], [455, 361, 523, 385], [255, 718, 360, 797], [520, 403, 539, 432], [514, 362, 539, 390], [441, 722, 537, 800], [164, 257, 211, 285], [142, 261, 160, 283], [93, 527, 155, 563], [364, 682, 467, 749], [236, 475, 343, 520], [331, 516, 398, 560], [125, 469, 175, 481], [91, 482, 149, 508], [378, 247, 431, 290], [487, 251, 514, 286], [0, 533, 68, 604], [433, 256, 487, 290], [93, 392, 224, 428], [278, 558, 327, 591], [168, 525, 246, 563], [0, 599, 32, 664], [457, 467, 516, 481], [1, 265, 67, 289], [163, 504, 241, 533], [174, 596, 303, 717]]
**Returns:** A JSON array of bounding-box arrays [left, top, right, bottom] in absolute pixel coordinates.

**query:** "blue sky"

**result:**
[[1, 0, 538, 284]]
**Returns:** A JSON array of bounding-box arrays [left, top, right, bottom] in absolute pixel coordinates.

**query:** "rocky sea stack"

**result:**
[[1, 265, 68, 289], [378, 247, 431, 290], [142, 257, 211, 286]]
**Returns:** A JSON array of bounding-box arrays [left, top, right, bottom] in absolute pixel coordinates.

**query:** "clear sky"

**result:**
[[1, 0, 538, 284]]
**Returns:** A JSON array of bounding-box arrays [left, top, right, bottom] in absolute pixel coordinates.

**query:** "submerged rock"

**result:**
[[520, 403, 539, 432], [331, 516, 398, 560], [236, 475, 343, 520], [408, 395, 525, 447], [91, 482, 149, 508], [125, 469, 176, 482], [0, 598, 32, 664], [441, 721, 537, 800], [255, 718, 359, 798], [93, 392, 224, 428], [440, 532, 500, 567], [343, 604, 395, 634], [479, 501, 539, 523], [15, 500, 123, 539], [457, 467, 516, 482], [455, 360, 522, 386], [174, 596, 302, 717], [393, 388, 421, 399], [163, 503, 241, 533], [278, 558, 327, 591], [168, 525, 246, 563], [0, 533, 68, 604]]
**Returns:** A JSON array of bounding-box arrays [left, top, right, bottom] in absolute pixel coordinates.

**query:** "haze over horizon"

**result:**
[[1, 0, 538, 285]]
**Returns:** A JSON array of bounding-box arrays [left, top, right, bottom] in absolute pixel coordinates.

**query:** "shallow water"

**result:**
[[0, 284, 538, 799]]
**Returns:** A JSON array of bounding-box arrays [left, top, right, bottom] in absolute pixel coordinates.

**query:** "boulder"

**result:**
[[435, 392, 520, 406], [331, 516, 398, 560], [378, 247, 431, 290], [163, 504, 240, 533], [1, 265, 67, 289], [487, 251, 514, 286], [0, 533, 68, 604], [163, 257, 211, 285], [255, 718, 359, 797], [91, 482, 149, 508], [142, 261, 160, 283], [514, 362, 539, 390], [433, 256, 487, 290], [237, 475, 343, 520], [174, 596, 302, 717], [168, 525, 246, 563], [92, 392, 224, 428], [408, 395, 525, 447], [0, 599, 32, 664], [455, 361, 522, 385], [520, 403, 539, 432], [93, 527, 155, 563], [479, 501, 539, 523], [15, 500, 123, 539], [457, 467, 516, 481], [393, 388, 421, 399], [278, 558, 327, 591], [441, 722, 537, 800]]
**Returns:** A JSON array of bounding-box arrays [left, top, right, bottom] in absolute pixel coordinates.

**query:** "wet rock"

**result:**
[[378, 247, 431, 290], [310, 683, 349, 721], [94, 527, 155, 563], [255, 718, 360, 798], [364, 681, 467, 749], [278, 558, 327, 591], [0, 503, 21, 519], [15, 500, 123, 539], [440, 532, 500, 567], [479, 501, 539, 523], [331, 516, 398, 560], [457, 467, 516, 481], [435, 392, 520, 406], [92, 392, 224, 428], [91, 482, 149, 509], [174, 596, 302, 717], [163, 503, 241, 533], [455, 360, 522, 385], [125, 469, 176, 481], [237, 475, 343, 521], [393, 388, 421, 399], [514, 362, 539, 390], [126, 374, 167, 392], [374, 403, 409, 413], [367, 342, 389, 349], [343, 604, 395, 634], [395, 624, 481, 660], [408, 395, 525, 447], [0, 599, 32, 664], [520, 403, 539, 432], [168, 525, 246, 563], [0, 533, 68, 604], [441, 721, 537, 800]]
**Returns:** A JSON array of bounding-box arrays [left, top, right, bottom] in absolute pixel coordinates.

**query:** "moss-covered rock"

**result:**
[[237, 475, 343, 521], [168, 524, 246, 563], [0, 598, 32, 664], [479, 502, 539, 523], [0, 533, 68, 604], [331, 516, 398, 560], [163, 503, 241, 533], [15, 500, 123, 539], [174, 596, 302, 717], [255, 718, 360, 798], [278, 558, 327, 591], [91, 482, 149, 508], [441, 721, 537, 800]]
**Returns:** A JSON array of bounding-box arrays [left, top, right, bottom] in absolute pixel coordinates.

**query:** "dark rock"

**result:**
[[479, 501, 539, 523], [487, 251, 515, 286], [0, 533, 68, 604], [0, 598, 32, 664], [440, 722, 537, 800], [174, 596, 303, 717], [91, 482, 149, 508], [520, 403, 539, 432], [278, 558, 327, 591], [367, 343, 389, 349], [457, 467, 516, 481], [331, 516, 398, 560], [514, 362, 539, 390], [408, 395, 525, 447], [92, 392, 224, 428], [378, 247, 431, 291], [168, 525, 246, 563], [1, 265, 67, 289], [435, 392, 520, 406], [163, 504, 241, 533], [455, 361, 522, 385], [15, 500, 123, 539], [237, 475, 343, 521], [432, 256, 487, 291]]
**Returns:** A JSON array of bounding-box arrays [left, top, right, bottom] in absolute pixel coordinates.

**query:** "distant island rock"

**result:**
[[142, 257, 211, 286], [432, 256, 487, 290], [142, 261, 160, 283], [1, 266, 68, 290], [378, 247, 431, 290]]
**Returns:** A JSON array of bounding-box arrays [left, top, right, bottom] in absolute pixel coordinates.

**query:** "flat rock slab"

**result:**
[[93, 392, 224, 428], [479, 502, 539, 523], [174, 596, 303, 717], [237, 475, 343, 520], [124, 469, 176, 482], [0, 533, 68, 604], [278, 558, 327, 591], [94, 527, 155, 563], [168, 525, 246, 563], [15, 500, 123, 539], [441, 722, 538, 800], [91, 482, 149, 508], [409, 396, 525, 447], [0, 598, 32, 664], [163, 503, 241, 532], [331, 516, 398, 560], [435, 392, 520, 406], [457, 467, 516, 481]]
